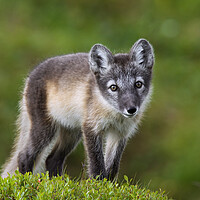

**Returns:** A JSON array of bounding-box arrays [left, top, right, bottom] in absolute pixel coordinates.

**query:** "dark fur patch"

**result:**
[[114, 54, 130, 67], [46, 128, 82, 177]]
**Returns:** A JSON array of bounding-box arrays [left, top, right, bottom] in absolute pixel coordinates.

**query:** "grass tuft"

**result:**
[[0, 170, 171, 199]]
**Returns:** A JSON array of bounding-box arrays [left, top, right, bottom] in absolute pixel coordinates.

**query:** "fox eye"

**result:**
[[135, 81, 143, 89], [110, 85, 118, 92]]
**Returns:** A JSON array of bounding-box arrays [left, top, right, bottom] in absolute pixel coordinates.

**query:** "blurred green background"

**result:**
[[0, 0, 200, 199]]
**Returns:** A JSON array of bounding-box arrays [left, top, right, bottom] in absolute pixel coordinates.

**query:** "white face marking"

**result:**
[[107, 80, 116, 88], [136, 76, 144, 83]]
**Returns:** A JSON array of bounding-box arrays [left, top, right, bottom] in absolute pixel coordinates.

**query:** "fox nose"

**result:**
[[127, 107, 137, 115]]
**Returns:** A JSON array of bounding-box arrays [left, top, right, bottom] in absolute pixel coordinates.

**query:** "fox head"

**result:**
[[89, 39, 155, 118]]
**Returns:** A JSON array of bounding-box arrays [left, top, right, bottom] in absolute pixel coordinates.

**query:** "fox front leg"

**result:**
[[104, 134, 127, 181], [82, 123, 107, 179]]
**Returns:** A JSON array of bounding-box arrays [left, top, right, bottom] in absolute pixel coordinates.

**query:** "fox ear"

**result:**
[[130, 39, 154, 69], [89, 44, 114, 75]]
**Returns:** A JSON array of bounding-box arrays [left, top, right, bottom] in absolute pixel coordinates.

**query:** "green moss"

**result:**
[[0, 171, 170, 200]]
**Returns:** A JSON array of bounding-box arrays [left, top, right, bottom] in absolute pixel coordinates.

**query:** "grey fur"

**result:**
[[1, 39, 155, 180]]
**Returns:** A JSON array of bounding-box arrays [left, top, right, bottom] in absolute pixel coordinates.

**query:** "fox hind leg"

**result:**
[[1, 96, 57, 177], [17, 120, 57, 174], [16, 76, 60, 174]]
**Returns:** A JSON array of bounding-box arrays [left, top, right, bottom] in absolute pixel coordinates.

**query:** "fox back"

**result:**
[[1, 39, 155, 180]]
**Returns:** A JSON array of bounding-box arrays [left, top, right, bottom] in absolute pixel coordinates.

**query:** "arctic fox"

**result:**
[[1, 39, 155, 180]]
